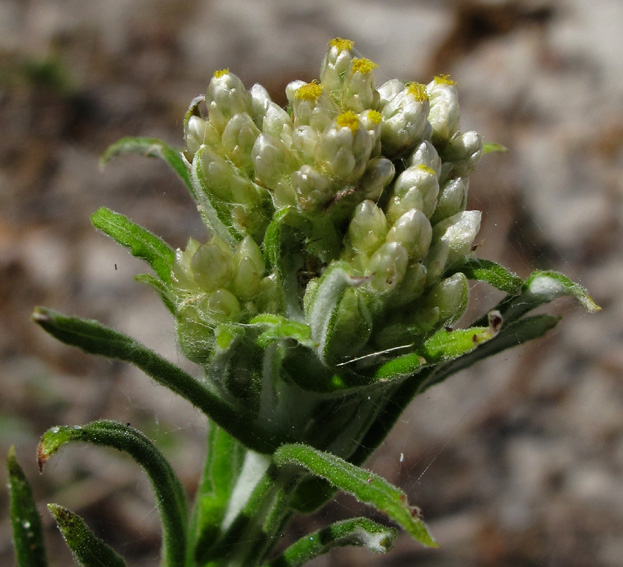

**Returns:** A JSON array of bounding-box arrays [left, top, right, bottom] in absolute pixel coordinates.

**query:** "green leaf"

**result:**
[[458, 258, 523, 294], [90, 208, 175, 284], [263, 207, 291, 272], [265, 517, 396, 567], [249, 314, 315, 348], [39, 420, 187, 567], [7, 446, 48, 567], [101, 136, 194, 198], [31, 307, 286, 454], [47, 504, 126, 567], [134, 273, 176, 314], [419, 314, 560, 393], [477, 269, 600, 328], [273, 444, 437, 548], [189, 423, 246, 564], [482, 142, 508, 155]]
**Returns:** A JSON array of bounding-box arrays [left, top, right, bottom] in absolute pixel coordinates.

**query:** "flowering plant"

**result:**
[[7, 38, 598, 567]]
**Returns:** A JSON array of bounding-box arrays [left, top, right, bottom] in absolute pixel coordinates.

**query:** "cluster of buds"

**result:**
[[175, 37, 483, 376]]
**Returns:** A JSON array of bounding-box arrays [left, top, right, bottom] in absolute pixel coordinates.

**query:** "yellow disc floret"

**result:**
[[330, 38, 355, 52], [336, 111, 360, 131], [434, 74, 456, 86], [351, 58, 378, 75], [296, 81, 323, 101], [214, 68, 230, 78], [406, 82, 429, 102], [366, 110, 382, 124]]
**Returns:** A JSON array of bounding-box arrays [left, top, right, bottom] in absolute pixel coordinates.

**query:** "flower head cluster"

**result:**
[[175, 38, 483, 372]]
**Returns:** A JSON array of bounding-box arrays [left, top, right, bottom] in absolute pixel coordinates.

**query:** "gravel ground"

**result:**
[[1, 1, 621, 566]]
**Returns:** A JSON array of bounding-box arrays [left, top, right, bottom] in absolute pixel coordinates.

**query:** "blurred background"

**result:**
[[1, 1, 621, 566]]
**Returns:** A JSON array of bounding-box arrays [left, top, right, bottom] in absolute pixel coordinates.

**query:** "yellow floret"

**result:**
[[406, 82, 429, 102], [330, 38, 355, 52], [434, 74, 457, 86], [417, 164, 435, 175], [214, 68, 230, 78], [336, 111, 360, 131], [296, 81, 323, 101], [351, 58, 378, 75], [366, 110, 382, 124]]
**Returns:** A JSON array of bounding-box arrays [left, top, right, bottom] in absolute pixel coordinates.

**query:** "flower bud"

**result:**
[[348, 200, 388, 256], [171, 238, 201, 291], [206, 69, 253, 133], [342, 58, 380, 113], [185, 115, 207, 157], [261, 103, 294, 147], [252, 132, 299, 187], [377, 79, 405, 106], [380, 82, 430, 157], [359, 109, 383, 156], [291, 125, 320, 163], [232, 236, 265, 300], [432, 210, 481, 267], [431, 177, 468, 223], [387, 164, 439, 222], [421, 272, 469, 327], [389, 261, 427, 307], [442, 131, 483, 177], [199, 147, 239, 201], [256, 272, 282, 314], [221, 112, 261, 173], [249, 83, 272, 125], [386, 208, 432, 261], [427, 75, 460, 144], [320, 37, 356, 94], [191, 236, 234, 292], [291, 165, 332, 211], [291, 81, 338, 132], [407, 140, 442, 177], [314, 111, 373, 183], [365, 241, 409, 292], [358, 156, 395, 201], [207, 288, 241, 323], [424, 241, 449, 285]]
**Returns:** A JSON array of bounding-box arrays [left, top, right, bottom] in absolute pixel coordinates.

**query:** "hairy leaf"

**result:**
[[266, 517, 396, 567], [7, 447, 48, 567], [91, 207, 175, 284], [39, 420, 187, 567], [48, 504, 126, 567], [273, 444, 436, 548]]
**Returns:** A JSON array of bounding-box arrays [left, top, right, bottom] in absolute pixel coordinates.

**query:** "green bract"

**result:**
[[8, 38, 599, 567]]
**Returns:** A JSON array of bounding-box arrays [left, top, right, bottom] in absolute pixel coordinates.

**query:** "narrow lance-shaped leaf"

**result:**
[[101, 136, 194, 198], [265, 517, 397, 567], [47, 504, 126, 567], [7, 446, 48, 567], [273, 444, 437, 548], [482, 142, 508, 154], [478, 269, 600, 328], [31, 307, 288, 454], [91, 208, 175, 284], [39, 420, 187, 567], [189, 423, 246, 565], [457, 258, 523, 295]]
